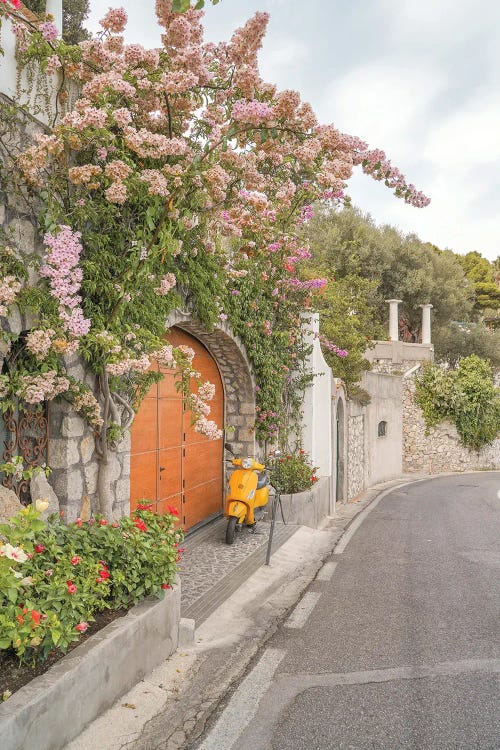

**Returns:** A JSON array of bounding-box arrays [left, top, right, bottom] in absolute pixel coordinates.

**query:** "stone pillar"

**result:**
[[45, 0, 63, 36], [420, 304, 433, 344], [385, 299, 402, 341]]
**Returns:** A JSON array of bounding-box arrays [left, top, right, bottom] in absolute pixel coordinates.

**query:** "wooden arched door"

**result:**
[[130, 328, 224, 530]]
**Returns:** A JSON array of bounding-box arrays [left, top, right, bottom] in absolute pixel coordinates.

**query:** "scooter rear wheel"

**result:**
[[226, 516, 238, 545]]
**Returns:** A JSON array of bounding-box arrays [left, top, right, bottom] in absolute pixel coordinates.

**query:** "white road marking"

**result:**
[[197, 648, 285, 750], [316, 561, 337, 581], [284, 591, 322, 629]]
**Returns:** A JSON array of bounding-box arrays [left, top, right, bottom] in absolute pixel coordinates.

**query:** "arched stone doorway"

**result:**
[[130, 315, 256, 531]]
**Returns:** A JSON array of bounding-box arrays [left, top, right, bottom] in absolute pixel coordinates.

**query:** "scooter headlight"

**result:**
[[241, 457, 254, 469]]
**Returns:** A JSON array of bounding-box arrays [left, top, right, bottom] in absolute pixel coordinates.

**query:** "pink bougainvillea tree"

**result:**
[[0, 0, 429, 516]]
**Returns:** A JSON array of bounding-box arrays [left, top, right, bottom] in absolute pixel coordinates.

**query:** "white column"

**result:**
[[420, 304, 433, 344], [385, 299, 402, 342], [45, 0, 63, 36]]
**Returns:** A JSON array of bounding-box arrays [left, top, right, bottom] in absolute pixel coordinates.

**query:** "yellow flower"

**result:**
[[52, 339, 68, 353], [35, 498, 49, 512]]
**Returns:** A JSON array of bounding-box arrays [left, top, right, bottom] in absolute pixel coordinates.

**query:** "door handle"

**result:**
[[160, 466, 166, 473]]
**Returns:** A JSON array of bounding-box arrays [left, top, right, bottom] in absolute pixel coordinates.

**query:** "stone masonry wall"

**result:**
[[347, 402, 365, 499], [0, 102, 130, 521], [403, 377, 500, 473]]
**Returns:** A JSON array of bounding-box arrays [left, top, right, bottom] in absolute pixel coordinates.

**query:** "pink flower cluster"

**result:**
[[352, 143, 431, 208], [19, 371, 70, 404], [154, 344, 175, 368], [106, 353, 150, 377], [198, 381, 215, 401], [319, 335, 348, 358], [68, 164, 102, 185], [286, 278, 328, 291], [99, 7, 128, 34], [72, 388, 103, 427], [154, 273, 176, 296], [232, 99, 274, 126], [140, 169, 170, 197], [40, 21, 58, 42], [25, 328, 55, 360], [40, 226, 90, 337], [194, 416, 223, 440], [0, 275, 22, 316], [123, 127, 187, 159]]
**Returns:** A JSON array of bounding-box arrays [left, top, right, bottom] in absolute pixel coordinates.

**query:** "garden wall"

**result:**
[[347, 400, 365, 499], [0, 94, 126, 521], [403, 377, 500, 473], [278, 475, 330, 528], [0, 584, 181, 750]]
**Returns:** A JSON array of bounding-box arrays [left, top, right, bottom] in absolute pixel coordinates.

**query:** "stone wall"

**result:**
[[403, 378, 500, 473], [347, 401, 365, 499]]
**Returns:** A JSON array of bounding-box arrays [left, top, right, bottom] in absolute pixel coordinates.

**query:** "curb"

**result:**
[[0, 584, 181, 750]]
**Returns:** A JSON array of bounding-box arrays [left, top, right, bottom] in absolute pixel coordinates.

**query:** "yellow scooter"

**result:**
[[224, 444, 270, 545]]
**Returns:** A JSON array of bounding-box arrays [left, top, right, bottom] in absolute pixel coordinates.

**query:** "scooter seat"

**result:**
[[256, 471, 268, 489]]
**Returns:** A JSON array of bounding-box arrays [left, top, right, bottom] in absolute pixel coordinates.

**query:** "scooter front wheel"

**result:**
[[226, 516, 238, 545]]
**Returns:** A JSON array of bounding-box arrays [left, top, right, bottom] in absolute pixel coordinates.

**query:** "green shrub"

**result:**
[[0, 504, 182, 662], [415, 355, 500, 452], [270, 450, 318, 494]]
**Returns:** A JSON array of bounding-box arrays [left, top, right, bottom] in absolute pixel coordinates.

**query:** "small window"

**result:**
[[378, 420, 387, 437]]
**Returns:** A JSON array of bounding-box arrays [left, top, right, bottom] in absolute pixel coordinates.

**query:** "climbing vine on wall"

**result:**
[[0, 0, 429, 513]]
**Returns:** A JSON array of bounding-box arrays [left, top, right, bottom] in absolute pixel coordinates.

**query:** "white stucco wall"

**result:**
[[300, 313, 333, 478], [362, 371, 403, 485], [0, 2, 63, 125]]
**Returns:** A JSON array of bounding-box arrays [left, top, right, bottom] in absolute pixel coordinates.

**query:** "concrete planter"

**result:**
[[0, 582, 181, 750], [279, 476, 331, 528]]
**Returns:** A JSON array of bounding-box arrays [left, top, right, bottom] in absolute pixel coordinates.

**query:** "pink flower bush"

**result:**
[[39, 227, 90, 337]]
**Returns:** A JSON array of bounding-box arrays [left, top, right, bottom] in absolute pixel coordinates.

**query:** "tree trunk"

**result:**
[[97, 455, 115, 520]]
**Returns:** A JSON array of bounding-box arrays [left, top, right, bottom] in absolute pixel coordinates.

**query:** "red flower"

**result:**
[[136, 503, 153, 511], [111, 522, 119, 528], [74, 518, 83, 528], [161, 583, 171, 590], [177, 547, 185, 554], [134, 518, 147, 532], [166, 505, 179, 517], [16, 615, 24, 624], [71, 556, 81, 566], [66, 580, 77, 594], [300, 449, 305, 454], [30, 610, 41, 626], [99, 519, 108, 526], [311, 475, 318, 483], [76, 622, 88, 633], [98, 568, 110, 579], [34, 544, 45, 554]]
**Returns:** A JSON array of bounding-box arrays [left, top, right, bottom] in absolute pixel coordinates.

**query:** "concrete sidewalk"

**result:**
[[67, 477, 425, 750]]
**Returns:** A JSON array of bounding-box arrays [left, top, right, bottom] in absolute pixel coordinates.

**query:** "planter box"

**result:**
[[279, 476, 331, 528], [0, 582, 181, 750]]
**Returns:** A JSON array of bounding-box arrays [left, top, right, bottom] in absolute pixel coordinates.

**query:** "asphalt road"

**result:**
[[194, 473, 500, 750]]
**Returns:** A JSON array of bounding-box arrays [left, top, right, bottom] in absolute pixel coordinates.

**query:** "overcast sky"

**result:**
[[88, 0, 500, 261]]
